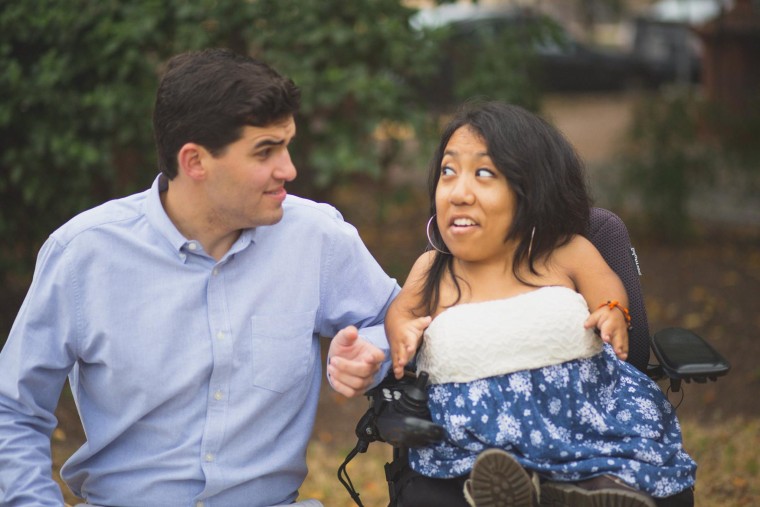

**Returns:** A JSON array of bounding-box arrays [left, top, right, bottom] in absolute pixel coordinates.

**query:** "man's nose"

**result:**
[[275, 150, 297, 182]]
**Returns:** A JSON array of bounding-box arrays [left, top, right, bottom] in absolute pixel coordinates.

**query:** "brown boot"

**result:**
[[464, 449, 538, 507], [541, 475, 655, 507]]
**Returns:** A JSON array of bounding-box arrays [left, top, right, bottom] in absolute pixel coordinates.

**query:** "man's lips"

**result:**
[[265, 187, 287, 202]]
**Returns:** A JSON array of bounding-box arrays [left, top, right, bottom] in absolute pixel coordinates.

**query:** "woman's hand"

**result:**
[[390, 315, 432, 379], [585, 306, 629, 361]]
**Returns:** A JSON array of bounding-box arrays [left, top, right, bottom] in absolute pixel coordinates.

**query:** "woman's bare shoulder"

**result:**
[[555, 234, 600, 259], [547, 234, 604, 275], [404, 250, 436, 287]]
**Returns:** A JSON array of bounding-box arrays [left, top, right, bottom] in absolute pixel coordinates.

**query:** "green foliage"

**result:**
[[0, 0, 538, 290], [0, 0, 439, 274], [0, 1, 162, 263], [448, 28, 539, 109], [236, 0, 443, 190], [702, 95, 760, 177], [621, 93, 713, 238], [408, 11, 563, 113], [620, 90, 760, 239]]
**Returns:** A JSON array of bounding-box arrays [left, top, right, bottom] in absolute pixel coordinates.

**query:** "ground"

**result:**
[[3, 92, 758, 505]]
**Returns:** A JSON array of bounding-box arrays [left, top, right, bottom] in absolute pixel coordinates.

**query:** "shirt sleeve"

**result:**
[[316, 213, 401, 388], [0, 237, 78, 506]]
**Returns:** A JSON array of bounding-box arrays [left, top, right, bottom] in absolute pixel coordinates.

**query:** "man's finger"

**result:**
[[365, 344, 386, 364], [329, 376, 362, 398], [333, 325, 359, 348], [328, 362, 376, 392], [329, 355, 381, 379]]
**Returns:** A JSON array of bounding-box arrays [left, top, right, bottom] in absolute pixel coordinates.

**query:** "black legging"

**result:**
[[394, 474, 469, 507]]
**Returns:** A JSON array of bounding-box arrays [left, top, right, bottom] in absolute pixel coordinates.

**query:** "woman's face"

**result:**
[[435, 126, 517, 264]]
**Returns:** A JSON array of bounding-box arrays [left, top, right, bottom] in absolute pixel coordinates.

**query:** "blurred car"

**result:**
[[630, 0, 733, 86], [410, 3, 650, 106]]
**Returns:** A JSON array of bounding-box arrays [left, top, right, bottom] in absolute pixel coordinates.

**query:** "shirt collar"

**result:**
[[144, 174, 257, 261], [145, 174, 188, 256]]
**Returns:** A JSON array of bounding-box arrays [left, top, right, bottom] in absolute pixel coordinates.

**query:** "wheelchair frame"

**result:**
[[339, 208, 730, 507]]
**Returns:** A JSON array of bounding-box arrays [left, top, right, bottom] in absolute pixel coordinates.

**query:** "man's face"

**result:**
[[202, 117, 297, 231]]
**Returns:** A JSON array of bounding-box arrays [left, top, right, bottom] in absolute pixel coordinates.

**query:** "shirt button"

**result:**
[[188, 242, 198, 251], [216, 331, 224, 340], [196, 502, 204, 507], [179, 253, 187, 261], [205, 453, 214, 462], [214, 390, 223, 401], [212, 267, 219, 276]]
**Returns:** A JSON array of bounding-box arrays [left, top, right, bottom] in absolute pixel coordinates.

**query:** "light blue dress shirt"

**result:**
[[0, 175, 400, 507]]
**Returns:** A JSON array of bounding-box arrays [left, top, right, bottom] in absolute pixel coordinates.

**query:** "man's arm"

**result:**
[[0, 238, 76, 505], [315, 212, 401, 397]]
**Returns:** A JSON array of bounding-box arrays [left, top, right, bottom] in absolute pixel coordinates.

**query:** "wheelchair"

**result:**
[[339, 208, 730, 507]]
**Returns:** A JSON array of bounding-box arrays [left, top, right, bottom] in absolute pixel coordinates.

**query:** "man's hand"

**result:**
[[327, 325, 387, 398]]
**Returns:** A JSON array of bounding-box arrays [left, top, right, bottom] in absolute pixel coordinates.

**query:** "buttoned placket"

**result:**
[[196, 254, 234, 501]]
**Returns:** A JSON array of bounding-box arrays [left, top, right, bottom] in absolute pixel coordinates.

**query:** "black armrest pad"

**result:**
[[651, 327, 730, 379]]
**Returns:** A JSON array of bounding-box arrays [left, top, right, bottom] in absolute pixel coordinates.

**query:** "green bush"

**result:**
[[0, 0, 542, 344], [0, 0, 440, 273], [621, 93, 713, 238], [620, 90, 760, 239]]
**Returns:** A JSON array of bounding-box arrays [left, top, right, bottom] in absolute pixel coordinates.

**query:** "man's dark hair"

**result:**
[[153, 48, 301, 179], [420, 101, 591, 315]]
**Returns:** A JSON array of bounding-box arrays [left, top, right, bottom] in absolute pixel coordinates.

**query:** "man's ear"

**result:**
[[177, 143, 207, 181]]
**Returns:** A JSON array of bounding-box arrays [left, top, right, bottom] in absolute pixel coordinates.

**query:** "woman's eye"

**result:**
[[256, 148, 272, 159], [476, 168, 496, 178], [441, 166, 455, 176]]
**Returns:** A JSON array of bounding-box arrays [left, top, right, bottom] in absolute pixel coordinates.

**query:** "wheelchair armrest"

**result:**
[[650, 327, 730, 392]]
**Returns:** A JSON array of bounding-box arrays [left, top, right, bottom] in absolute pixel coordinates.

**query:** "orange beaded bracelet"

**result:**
[[598, 300, 633, 330]]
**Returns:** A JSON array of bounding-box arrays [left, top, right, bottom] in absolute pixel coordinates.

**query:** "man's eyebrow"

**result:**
[[253, 139, 285, 149]]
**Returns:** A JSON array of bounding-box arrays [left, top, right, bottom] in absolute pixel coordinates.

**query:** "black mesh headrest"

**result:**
[[587, 208, 650, 373]]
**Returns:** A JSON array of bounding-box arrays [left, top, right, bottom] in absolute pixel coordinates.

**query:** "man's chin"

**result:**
[[251, 209, 285, 228]]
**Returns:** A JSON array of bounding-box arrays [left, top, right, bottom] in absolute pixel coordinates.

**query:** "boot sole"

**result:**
[[540, 482, 656, 507], [470, 449, 535, 507]]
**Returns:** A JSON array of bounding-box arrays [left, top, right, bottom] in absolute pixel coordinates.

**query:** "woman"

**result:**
[[386, 102, 696, 507]]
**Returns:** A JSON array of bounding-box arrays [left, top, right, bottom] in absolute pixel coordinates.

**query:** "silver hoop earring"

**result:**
[[426, 215, 449, 254], [528, 226, 536, 258]]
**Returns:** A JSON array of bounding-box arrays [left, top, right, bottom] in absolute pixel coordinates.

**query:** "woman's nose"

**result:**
[[449, 175, 475, 205]]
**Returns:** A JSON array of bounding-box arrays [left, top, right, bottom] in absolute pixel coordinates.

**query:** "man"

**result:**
[[0, 48, 399, 506]]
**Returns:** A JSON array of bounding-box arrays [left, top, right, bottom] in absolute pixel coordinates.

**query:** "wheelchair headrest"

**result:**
[[587, 208, 650, 373]]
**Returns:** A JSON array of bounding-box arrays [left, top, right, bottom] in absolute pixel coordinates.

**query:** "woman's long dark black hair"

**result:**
[[420, 101, 591, 316]]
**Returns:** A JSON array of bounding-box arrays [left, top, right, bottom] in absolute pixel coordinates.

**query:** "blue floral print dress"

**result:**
[[410, 287, 696, 498]]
